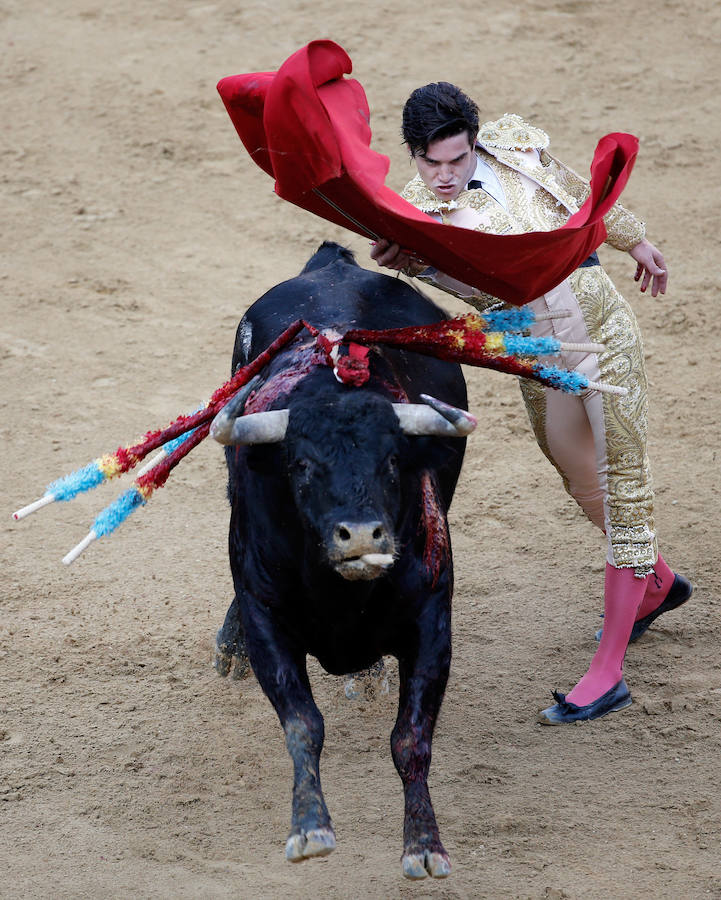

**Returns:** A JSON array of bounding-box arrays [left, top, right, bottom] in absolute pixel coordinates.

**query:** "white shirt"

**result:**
[[467, 155, 506, 208]]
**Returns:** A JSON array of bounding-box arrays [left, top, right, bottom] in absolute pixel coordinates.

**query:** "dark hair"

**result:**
[[402, 82, 479, 157]]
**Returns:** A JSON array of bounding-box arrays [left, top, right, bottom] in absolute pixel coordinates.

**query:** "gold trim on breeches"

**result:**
[[519, 267, 657, 574]]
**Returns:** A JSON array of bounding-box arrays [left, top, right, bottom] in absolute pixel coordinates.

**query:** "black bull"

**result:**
[[211, 242, 474, 879]]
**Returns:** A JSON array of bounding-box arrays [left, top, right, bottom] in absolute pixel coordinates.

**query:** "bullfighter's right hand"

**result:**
[[370, 238, 427, 276], [370, 237, 409, 270]]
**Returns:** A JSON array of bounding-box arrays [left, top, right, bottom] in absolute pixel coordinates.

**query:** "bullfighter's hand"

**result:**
[[370, 238, 412, 270], [370, 239, 429, 277], [629, 238, 668, 296]]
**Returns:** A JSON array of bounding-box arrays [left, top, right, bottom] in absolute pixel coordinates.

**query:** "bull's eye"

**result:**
[[292, 458, 313, 480]]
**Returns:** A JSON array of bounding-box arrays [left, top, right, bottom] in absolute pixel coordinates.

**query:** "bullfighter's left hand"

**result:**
[[629, 238, 668, 296]]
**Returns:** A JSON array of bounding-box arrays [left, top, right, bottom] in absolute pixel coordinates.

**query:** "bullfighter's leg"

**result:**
[[391, 594, 452, 879], [213, 594, 251, 680], [523, 277, 691, 722], [243, 602, 335, 862], [533, 386, 646, 717], [532, 385, 691, 650]]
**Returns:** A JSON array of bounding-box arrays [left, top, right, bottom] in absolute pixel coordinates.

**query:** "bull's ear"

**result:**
[[226, 442, 287, 476], [245, 443, 286, 475]]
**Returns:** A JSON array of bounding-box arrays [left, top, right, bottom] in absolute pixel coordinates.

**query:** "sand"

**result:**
[[3, 1, 721, 897]]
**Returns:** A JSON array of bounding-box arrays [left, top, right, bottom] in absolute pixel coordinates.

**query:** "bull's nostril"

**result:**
[[372, 527, 383, 540], [338, 527, 351, 542]]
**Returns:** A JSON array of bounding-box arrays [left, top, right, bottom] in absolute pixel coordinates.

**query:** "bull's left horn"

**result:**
[[392, 396, 477, 437], [210, 407, 289, 445]]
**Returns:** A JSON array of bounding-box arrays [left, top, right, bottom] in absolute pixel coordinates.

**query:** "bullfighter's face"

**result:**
[[413, 132, 477, 202]]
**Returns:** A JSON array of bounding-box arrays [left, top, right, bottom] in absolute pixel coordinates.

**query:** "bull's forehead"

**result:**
[[287, 391, 402, 448]]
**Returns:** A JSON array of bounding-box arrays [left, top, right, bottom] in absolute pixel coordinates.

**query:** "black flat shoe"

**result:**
[[595, 573, 693, 643], [537, 678, 632, 725]]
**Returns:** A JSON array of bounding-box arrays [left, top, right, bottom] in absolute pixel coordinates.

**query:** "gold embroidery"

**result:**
[[573, 267, 656, 570], [477, 114, 550, 151], [400, 175, 451, 213], [532, 186, 571, 231], [483, 158, 533, 227], [483, 148, 579, 215], [603, 203, 646, 252], [543, 154, 591, 207], [401, 172, 521, 235], [541, 152, 646, 251]]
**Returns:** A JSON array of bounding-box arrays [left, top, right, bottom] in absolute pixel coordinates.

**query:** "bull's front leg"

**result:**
[[391, 597, 452, 880], [243, 604, 335, 862], [282, 704, 336, 862]]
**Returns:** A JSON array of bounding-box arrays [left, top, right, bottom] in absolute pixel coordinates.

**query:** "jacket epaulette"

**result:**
[[477, 113, 550, 152]]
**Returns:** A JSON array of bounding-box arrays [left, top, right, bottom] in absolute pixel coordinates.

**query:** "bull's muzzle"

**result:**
[[329, 520, 395, 582]]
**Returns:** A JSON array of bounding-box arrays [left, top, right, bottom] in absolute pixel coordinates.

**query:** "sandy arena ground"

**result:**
[[3, 1, 721, 897]]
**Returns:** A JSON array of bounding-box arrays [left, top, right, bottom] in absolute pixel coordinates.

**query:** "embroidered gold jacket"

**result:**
[[400, 114, 646, 303]]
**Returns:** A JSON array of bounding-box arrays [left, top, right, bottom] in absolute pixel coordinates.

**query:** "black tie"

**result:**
[[467, 179, 484, 190]]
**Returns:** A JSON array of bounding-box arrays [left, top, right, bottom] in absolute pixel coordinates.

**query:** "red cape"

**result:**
[[217, 40, 639, 306]]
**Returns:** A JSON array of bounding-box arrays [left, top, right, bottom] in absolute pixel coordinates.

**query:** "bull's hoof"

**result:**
[[402, 849, 451, 879], [213, 629, 251, 680], [401, 850, 451, 881], [285, 827, 336, 862], [214, 644, 232, 678], [231, 655, 251, 680]]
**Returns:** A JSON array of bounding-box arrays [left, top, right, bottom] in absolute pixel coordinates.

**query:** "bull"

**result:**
[[211, 242, 475, 879]]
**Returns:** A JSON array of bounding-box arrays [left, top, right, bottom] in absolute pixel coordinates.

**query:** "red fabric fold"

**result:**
[[217, 40, 639, 306]]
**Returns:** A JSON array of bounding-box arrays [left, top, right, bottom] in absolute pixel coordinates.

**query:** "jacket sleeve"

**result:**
[[542, 151, 646, 252]]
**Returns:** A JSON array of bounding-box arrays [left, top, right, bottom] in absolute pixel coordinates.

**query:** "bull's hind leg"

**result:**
[[243, 611, 335, 862], [392, 602, 451, 879], [214, 594, 251, 680]]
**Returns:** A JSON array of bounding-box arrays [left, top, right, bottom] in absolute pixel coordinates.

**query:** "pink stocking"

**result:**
[[565, 563, 648, 706], [635, 553, 674, 620]]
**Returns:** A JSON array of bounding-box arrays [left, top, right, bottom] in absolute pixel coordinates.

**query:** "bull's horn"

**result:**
[[222, 374, 264, 420], [420, 394, 477, 435], [210, 408, 289, 445], [392, 396, 477, 437]]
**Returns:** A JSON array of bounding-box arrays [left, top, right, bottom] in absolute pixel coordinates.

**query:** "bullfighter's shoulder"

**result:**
[[477, 114, 550, 152]]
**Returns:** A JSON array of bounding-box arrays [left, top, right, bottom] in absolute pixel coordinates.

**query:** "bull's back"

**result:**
[[232, 244, 466, 408], [236, 244, 449, 361]]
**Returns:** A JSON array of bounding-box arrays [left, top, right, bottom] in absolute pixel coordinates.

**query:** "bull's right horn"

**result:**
[[419, 394, 477, 435], [210, 406, 289, 445]]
